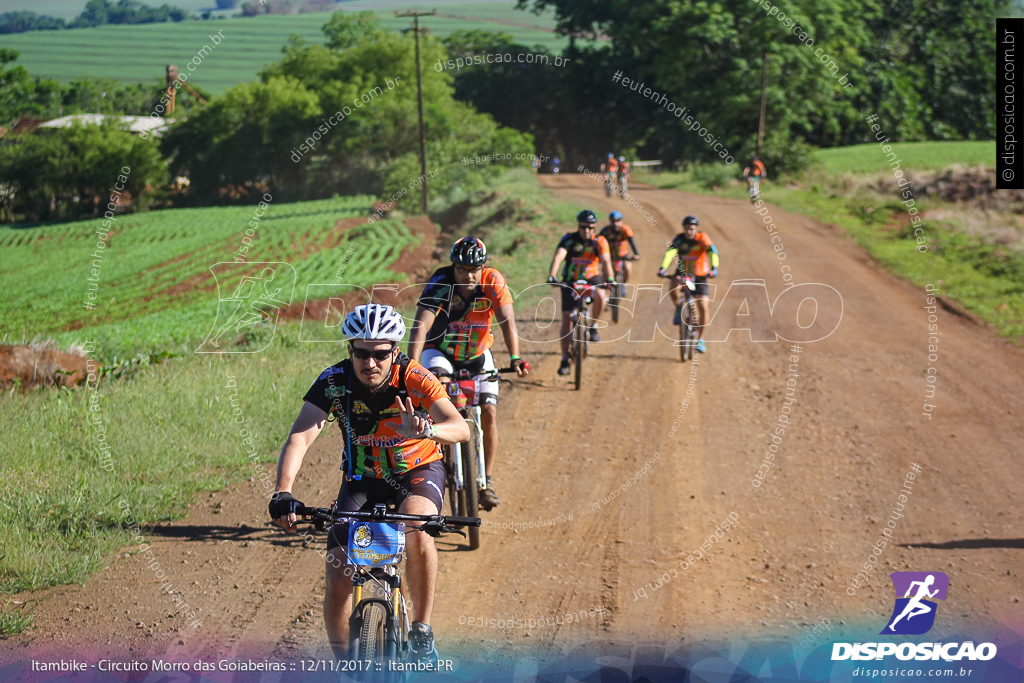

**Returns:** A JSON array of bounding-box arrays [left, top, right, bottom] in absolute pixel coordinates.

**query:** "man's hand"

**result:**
[[394, 396, 432, 439], [269, 491, 304, 533], [657, 268, 667, 277], [511, 358, 530, 377], [710, 268, 718, 278], [546, 275, 558, 285]]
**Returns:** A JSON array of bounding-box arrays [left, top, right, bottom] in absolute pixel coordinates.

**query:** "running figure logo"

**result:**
[[881, 572, 949, 635], [197, 262, 295, 353]]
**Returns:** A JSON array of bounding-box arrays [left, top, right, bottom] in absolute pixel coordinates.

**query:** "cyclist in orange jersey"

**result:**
[[657, 215, 720, 354], [599, 211, 640, 283]]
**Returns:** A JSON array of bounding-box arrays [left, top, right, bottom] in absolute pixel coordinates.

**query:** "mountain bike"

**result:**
[[609, 255, 639, 324], [618, 173, 629, 197], [438, 366, 526, 551], [296, 504, 478, 675], [660, 272, 699, 362], [553, 280, 611, 390], [604, 172, 617, 198], [746, 176, 760, 203]]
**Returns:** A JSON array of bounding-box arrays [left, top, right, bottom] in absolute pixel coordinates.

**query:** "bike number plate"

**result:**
[[456, 379, 478, 406], [348, 522, 406, 566]]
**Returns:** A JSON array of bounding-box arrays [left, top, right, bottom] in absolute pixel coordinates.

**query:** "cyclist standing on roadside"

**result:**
[[599, 211, 640, 284], [657, 215, 719, 354], [407, 237, 530, 511], [742, 156, 767, 197], [268, 304, 469, 664], [547, 210, 616, 375]]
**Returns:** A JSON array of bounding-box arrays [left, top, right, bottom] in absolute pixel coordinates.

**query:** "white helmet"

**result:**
[[341, 304, 406, 342]]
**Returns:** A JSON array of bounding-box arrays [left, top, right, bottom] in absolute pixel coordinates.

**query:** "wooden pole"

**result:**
[[757, 52, 769, 156], [397, 10, 436, 214]]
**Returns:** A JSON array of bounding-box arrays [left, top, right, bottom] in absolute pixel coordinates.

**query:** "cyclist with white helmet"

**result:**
[[269, 303, 469, 664]]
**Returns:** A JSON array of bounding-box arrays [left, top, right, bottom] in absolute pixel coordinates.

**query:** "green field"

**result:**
[[0, 196, 431, 360], [0, 6, 566, 94], [813, 140, 996, 175]]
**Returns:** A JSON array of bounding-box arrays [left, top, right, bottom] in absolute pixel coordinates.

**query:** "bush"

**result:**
[[691, 162, 735, 190], [758, 130, 816, 177]]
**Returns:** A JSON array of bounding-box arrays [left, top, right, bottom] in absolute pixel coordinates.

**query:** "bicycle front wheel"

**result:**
[[574, 315, 586, 390], [460, 424, 481, 550], [357, 602, 386, 662]]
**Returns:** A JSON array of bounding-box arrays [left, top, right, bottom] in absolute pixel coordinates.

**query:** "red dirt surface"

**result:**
[[0, 344, 93, 389]]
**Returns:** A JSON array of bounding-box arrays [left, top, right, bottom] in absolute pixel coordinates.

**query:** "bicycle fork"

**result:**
[[452, 407, 487, 492]]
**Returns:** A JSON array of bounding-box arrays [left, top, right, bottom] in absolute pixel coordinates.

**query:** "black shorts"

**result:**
[[326, 460, 446, 551], [675, 275, 708, 298], [559, 276, 605, 311]]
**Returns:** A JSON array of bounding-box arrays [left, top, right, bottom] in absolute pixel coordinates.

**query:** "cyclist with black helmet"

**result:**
[[658, 215, 720, 354], [269, 304, 469, 664], [599, 211, 640, 283], [547, 210, 616, 375], [408, 237, 530, 511]]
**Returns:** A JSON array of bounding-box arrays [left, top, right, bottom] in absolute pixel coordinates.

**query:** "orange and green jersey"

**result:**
[[418, 265, 513, 362], [303, 355, 447, 479], [599, 223, 635, 258], [557, 232, 610, 281], [748, 160, 766, 177], [605, 158, 619, 174], [660, 231, 719, 277]]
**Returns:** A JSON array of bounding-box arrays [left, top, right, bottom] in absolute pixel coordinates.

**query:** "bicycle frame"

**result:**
[[296, 505, 478, 666]]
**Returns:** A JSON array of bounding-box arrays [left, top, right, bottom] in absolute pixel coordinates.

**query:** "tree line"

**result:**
[[0, 0, 1000, 222], [1, 0, 192, 35]]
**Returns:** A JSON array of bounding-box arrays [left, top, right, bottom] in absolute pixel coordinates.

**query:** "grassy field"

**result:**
[[0, 169, 578, 633], [1, 6, 565, 93], [0, 195, 429, 361], [813, 141, 996, 175]]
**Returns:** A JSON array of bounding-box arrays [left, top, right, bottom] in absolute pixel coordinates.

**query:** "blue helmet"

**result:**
[[607, 153, 614, 158], [618, 156, 625, 162], [609, 211, 623, 221]]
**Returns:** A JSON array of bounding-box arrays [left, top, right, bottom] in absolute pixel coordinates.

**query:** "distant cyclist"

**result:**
[[616, 156, 630, 195], [551, 157, 560, 174], [599, 211, 640, 283], [408, 237, 530, 510], [547, 210, 615, 375], [742, 156, 766, 199], [269, 304, 470, 664], [657, 215, 719, 354]]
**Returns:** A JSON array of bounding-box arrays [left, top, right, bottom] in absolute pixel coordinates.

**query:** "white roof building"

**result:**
[[38, 114, 173, 137]]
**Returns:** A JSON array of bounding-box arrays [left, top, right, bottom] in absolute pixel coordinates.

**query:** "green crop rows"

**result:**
[[0, 196, 424, 358], [2, 10, 567, 94]]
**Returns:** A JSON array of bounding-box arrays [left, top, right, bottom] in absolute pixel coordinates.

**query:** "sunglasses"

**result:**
[[349, 345, 396, 361]]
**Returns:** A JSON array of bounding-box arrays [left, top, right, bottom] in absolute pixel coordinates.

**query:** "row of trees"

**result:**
[[1, 0, 191, 35], [440, 0, 998, 169]]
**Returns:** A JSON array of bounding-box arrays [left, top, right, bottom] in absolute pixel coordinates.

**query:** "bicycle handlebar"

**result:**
[[295, 505, 481, 529]]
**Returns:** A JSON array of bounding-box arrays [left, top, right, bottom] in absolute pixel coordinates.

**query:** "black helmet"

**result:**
[[577, 209, 598, 225], [682, 215, 699, 227], [450, 236, 487, 266]]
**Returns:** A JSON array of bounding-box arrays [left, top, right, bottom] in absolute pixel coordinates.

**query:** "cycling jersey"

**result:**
[[558, 232, 610, 281], [617, 162, 630, 176], [748, 160, 766, 177], [417, 265, 513, 362], [599, 223, 635, 259], [661, 231, 719, 277], [303, 354, 446, 479], [605, 159, 619, 174]]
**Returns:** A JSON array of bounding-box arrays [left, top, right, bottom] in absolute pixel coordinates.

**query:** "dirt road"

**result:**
[[5, 175, 1023, 670]]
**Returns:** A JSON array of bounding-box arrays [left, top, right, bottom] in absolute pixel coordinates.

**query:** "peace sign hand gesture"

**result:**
[[394, 396, 433, 439]]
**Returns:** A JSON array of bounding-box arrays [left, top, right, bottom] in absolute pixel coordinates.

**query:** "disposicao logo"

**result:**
[[882, 571, 948, 635], [831, 571, 997, 662]]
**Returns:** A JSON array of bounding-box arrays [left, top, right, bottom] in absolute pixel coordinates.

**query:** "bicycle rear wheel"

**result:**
[[442, 446, 459, 516]]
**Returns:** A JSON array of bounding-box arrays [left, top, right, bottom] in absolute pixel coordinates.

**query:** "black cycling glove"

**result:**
[[269, 491, 304, 520]]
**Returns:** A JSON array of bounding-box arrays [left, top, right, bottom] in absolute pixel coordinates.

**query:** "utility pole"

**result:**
[[757, 52, 769, 157], [397, 9, 435, 214]]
